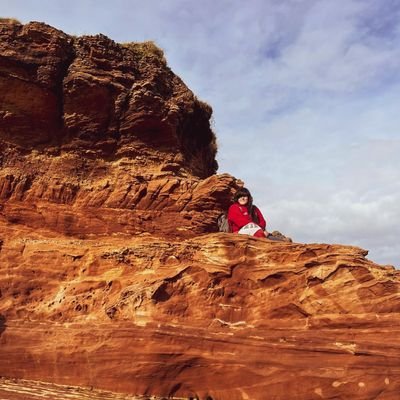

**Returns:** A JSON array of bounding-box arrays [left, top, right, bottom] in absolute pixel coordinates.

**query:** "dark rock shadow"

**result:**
[[0, 315, 6, 336]]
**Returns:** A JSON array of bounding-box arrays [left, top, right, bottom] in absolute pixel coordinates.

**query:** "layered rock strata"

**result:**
[[0, 20, 232, 239], [0, 21, 217, 176], [1, 222, 400, 399]]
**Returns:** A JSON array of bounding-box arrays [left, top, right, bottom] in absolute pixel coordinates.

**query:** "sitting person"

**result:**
[[227, 187, 268, 238]]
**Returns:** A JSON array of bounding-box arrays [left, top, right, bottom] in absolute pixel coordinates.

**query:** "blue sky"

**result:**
[[2, 0, 400, 266]]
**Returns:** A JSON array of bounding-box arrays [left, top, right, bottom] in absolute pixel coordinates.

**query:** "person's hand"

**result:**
[[264, 230, 269, 238]]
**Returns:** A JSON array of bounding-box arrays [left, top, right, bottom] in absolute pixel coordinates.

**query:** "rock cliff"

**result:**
[[0, 20, 233, 239], [1, 20, 400, 400]]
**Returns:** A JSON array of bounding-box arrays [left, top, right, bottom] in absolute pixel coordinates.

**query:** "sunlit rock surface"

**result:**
[[1, 19, 400, 400]]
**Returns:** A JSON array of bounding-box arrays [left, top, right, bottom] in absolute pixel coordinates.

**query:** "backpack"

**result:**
[[217, 212, 231, 233]]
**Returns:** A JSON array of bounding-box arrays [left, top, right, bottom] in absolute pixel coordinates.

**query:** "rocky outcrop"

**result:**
[[1, 20, 400, 400], [0, 21, 216, 176], [0, 21, 237, 238], [1, 222, 399, 399]]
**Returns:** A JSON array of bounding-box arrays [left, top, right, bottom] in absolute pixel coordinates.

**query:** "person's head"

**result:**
[[233, 187, 253, 207]]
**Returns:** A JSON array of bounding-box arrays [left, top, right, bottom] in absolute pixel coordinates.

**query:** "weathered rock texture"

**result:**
[[1, 20, 400, 400], [0, 20, 231, 239]]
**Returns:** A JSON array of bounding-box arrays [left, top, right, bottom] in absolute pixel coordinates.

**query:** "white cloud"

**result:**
[[264, 190, 400, 267], [260, 0, 400, 93]]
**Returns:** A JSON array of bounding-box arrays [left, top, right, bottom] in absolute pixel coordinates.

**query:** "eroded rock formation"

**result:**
[[0, 20, 233, 239], [1, 20, 400, 400]]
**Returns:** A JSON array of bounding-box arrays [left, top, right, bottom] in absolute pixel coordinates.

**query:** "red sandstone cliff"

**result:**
[[1, 20, 400, 400]]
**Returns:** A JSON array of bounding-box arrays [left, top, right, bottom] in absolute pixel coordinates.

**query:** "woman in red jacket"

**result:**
[[228, 187, 268, 238]]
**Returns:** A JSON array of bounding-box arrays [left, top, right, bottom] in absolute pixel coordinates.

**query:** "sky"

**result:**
[[2, 0, 400, 267]]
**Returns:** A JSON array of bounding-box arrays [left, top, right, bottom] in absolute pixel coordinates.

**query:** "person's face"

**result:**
[[238, 195, 249, 206]]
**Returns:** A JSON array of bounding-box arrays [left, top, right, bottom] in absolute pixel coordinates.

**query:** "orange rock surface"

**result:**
[[1, 20, 400, 400]]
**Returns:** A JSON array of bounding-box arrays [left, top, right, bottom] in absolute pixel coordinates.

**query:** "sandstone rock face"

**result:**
[[0, 21, 236, 239], [0, 21, 216, 176], [1, 20, 400, 400]]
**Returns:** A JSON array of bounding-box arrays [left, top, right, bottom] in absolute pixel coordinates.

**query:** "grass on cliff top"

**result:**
[[121, 41, 167, 66], [0, 17, 22, 24]]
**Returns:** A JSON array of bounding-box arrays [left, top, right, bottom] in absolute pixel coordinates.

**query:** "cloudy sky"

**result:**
[[2, 0, 400, 267]]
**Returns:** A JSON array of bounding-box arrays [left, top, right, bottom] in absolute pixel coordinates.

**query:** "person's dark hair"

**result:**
[[233, 187, 259, 223]]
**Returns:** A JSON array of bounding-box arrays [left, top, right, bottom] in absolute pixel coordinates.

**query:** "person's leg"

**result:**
[[253, 229, 265, 238]]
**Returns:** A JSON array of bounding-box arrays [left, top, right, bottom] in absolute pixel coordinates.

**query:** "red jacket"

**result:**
[[227, 203, 266, 233]]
